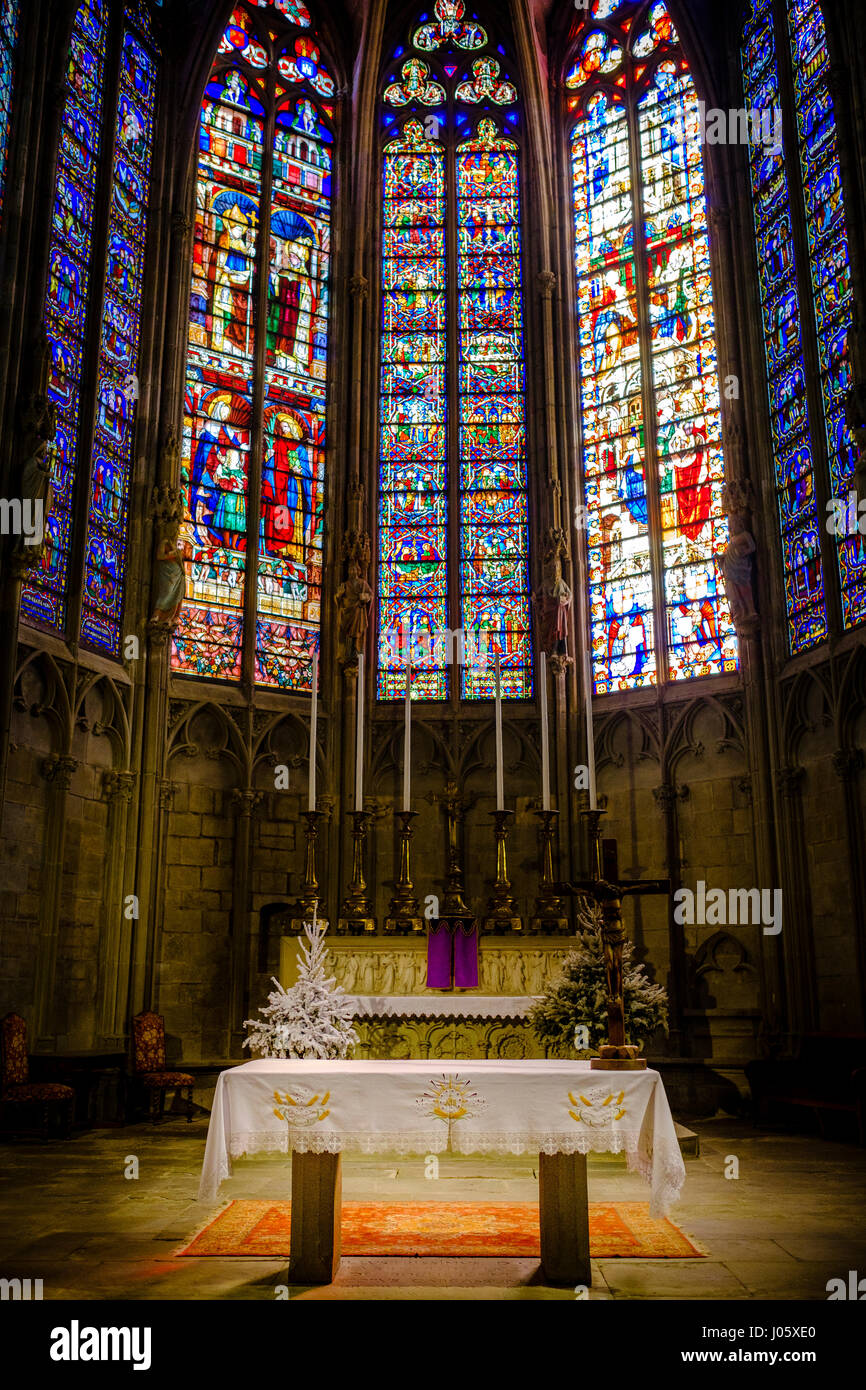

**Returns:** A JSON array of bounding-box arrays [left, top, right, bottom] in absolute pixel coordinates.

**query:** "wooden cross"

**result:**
[[559, 816, 669, 1060]]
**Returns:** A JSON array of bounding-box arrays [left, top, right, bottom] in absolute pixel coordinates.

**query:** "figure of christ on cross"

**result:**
[[559, 815, 670, 1069]]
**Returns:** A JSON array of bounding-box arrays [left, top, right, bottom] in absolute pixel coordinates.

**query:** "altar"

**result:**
[[198, 1058, 685, 1285]]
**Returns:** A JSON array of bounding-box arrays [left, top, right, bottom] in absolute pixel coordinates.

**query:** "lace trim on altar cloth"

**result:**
[[199, 1130, 685, 1216]]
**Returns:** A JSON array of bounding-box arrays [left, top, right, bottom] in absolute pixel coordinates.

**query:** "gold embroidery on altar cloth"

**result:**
[[568, 1087, 627, 1126], [273, 1086, 331, 1125]]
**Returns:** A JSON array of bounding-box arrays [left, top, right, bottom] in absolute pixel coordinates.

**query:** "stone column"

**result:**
[[33, 754, 78, 1048], [832, 748, 866, 1028], [775, 765, 817, 1041], [228, 788, 263, 1055], [653, 780, 689, 1055], [96, 770, 137, 1046]]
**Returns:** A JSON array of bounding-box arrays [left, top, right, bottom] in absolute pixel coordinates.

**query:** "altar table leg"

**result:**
[[538, 1151, 591, 1286], [288, 1151, 342, 1284]]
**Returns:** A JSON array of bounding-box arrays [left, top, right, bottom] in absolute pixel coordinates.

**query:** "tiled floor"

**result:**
[[1, 1116, 864, 1300]]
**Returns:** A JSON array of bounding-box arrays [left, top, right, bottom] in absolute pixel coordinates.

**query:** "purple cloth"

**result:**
[[453, 918, 479, 988], [426, 920, 453, 988]]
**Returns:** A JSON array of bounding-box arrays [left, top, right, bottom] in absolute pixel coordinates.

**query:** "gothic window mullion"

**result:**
[[241, 43, 277, 692], [445, 91, 460, 709], [772, 0, 841, 636], [65, 7, 123, 649], [626, 72, 669, 686]]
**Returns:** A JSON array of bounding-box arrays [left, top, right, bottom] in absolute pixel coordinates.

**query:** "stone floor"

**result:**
[[0, 1115, 864, 1300]]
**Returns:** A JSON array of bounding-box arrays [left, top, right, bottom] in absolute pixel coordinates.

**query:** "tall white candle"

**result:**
[[494, 651, 504, 812], [355, 651, 364, 812], [540, 649, 550, 812], [403, 664, 411, 812], [584, 650, 597, 810], [308, 649, 318, 812]]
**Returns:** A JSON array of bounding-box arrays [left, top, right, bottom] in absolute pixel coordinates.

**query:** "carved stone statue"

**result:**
[[485, 952, 503, 994], [396, 954, 415, 994], [341, 953, 359, 993], [380, 955, 396, 994], [534, 527, 572, 654], [336, 491, 373, 656], [413, 954, 428, 991], [720, 510, 759, 637], [360, 954, 376, 994], [149, 449, 189, 630], [12, 335, 57, 574]]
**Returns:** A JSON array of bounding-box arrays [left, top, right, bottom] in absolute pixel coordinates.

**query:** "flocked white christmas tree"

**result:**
[[243, 910, 359, 1060]]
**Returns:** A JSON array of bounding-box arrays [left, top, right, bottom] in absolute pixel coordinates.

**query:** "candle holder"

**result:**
[[337, 810, 376, 935], [385, 810, 424, 934], [529, 809, 570, 934], [482, 809, 522, 935], [581, 805, 607, 882], [290, 809, 329, 933]]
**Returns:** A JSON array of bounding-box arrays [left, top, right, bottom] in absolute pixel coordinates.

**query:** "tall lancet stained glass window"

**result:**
[[742, 0, 863, 651], [377, 0, 532, 701], [20, 0, 160, 655], [172, 0, 331, 690], [568, 1, 738, 694], [0, 1, 21, 225]]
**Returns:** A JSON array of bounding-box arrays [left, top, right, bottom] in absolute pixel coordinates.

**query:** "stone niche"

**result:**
[[278, 937, 573, 1060]]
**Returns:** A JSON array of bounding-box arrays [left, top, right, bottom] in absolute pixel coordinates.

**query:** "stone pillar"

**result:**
[[96, 770, 137, 1046], [832, 748, 866, 1029], [653, 780, 689, 1056], [33, 753, 78, 1048], [228, 788, 262, 1055], [775, 765, 817, 1041]]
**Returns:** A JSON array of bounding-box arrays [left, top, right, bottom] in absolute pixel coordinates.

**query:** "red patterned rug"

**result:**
[[179, 1201, 705, 1259]]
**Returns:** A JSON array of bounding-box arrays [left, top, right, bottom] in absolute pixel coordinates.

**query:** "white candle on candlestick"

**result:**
[[584, 650, 597, 811], [355, 650, 364, 812], [308, 649, 318, 812], [494, 651, 504, 812], [540, 650, 550, 812], [403, 665, 411, 812]]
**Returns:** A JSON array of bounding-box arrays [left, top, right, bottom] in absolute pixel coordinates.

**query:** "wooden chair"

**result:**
[[0, 1014, 75, 1139], [131, 1011, 195, 1124]]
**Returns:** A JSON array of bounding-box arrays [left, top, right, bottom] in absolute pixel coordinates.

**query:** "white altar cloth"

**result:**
[[347, 995, 539, 1019], [199, 1059, 685, 1216]]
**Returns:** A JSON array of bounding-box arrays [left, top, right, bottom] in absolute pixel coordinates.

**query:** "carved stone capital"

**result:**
[[43, 754, 77, 790], [146, 617, 175, 648], [150, 479, 183, 532], [102, 770, 136, 804], [158, 779, 178, 812], [536, 269, 556, 300], [171, 211, 194, 239], [231, 788, 263, 818], [776, 765, 805, 798], [653, 782, 688, 811], [721, 476, 754, 518], [349, 274, 369, 300], [548, 652, 572, 677], [832, 747, 864, 783]]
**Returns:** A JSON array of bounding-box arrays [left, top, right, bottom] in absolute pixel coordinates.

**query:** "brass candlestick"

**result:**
[[385, 810, 424, 934], [337, 810, 376, 934], [290, 809, 328, 933], [529, 809, 570, 934], [482, 809, 522, 934]]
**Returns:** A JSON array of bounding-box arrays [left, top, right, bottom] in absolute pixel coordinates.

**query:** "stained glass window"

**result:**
[[377, 1, 532, 700], [0, 1, 21, 226], [568, 1, 738, 694], [172, 0, 332, 690], [21, 0, 160, 654], [743, 0, 862, 648]]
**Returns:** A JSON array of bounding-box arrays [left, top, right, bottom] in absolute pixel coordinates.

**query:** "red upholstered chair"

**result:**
[[0, 1013, 75, 1138], [131, 1011, 195, 1124]]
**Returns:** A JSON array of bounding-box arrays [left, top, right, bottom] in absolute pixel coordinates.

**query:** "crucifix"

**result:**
[[560, 809, 670, 1070]]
